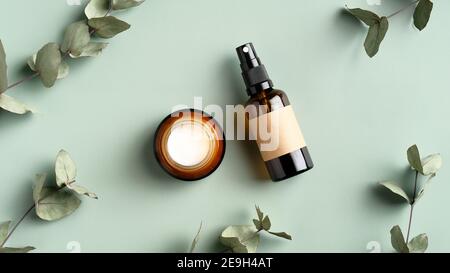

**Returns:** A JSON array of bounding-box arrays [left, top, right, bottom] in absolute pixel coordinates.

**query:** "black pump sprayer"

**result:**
[[236, 43, 273, 96]]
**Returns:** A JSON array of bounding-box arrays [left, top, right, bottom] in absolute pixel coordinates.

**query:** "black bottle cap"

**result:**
[[236, 43, 273, 96]]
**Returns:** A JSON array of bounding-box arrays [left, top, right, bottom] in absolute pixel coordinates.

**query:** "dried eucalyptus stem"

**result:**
[[380, 145, 442, 253], [3, 73, 39, 93], [346, 0, 434, 57], [0, 0, 145, 114], [190, 206, 292, 253], [0, 150, 97, 253], [0, 184, 70, 248], [0, 206, 34, 248], [1, 2, 114, 95]]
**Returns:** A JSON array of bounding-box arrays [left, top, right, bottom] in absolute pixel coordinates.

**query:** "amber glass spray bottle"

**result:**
[[236, 43, 313, 182]]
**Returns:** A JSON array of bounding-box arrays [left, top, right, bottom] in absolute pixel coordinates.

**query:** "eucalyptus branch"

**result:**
[[189, 206, 292, 253], [3, 73, 39, 94], [0, 184, 68, 248], [380, 145, 442, 253], [2, 5, 114, 95], [0, 150, 97, 253], [0, 0, 145, 115], [346, 0, 434, 57], [0, 205, 34, 248]]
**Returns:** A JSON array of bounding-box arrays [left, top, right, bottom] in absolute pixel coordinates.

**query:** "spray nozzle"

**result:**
[[236, 43, 273, 96]]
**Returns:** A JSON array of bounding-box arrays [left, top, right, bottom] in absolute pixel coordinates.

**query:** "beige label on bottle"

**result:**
[[248, 105, 306, 162]]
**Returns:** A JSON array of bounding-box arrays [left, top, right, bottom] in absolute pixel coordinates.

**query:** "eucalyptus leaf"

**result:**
[[55, 149, 77, 187], [112, 0, 144, 10], [390, 225, 409, 253], [407, 145, 423, 174], [0, 246, 35, 253], [28, 54, 69, 79], [88, 16, 130, 38], [35, 43, 62, 88], [254, 206, 265, 230], [61, 21, 91, 56], [55, 150, 98, 199], [0, 94, 33, 114], [33, 173, 47, 203], [70, 42, 108, 58], [57, 62, 70, 79], [0, 221, 11, 243], [261, 216, 271, 231], [234, 235, 259, 253], [255, 205, 264, 222], [35, 187, 81, 221], [416, 189, 425, 202], [364, 16, 389, 58], [421, 153, 442, 176], [268, 231, 292, 240], [253, 219, 262, 230], [415, 173, 436, 203], [0, 39, 7, 93], [221, 238, 246, 253], [189, 222, 202, 253], [346, 7, 380, 26], [414, 0, 433, 31], [408, 233, 428, 253], [379, 181, 411, 204], [220, 225, 260, 253], [85, 0, 111, 19], [27, 54, 37, 71], [67, 184, 98, 199]]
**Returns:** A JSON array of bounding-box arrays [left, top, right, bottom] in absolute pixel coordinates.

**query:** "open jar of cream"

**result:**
[[154, 109, 226, 181]]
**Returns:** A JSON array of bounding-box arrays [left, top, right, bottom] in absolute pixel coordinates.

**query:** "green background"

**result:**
[[1, 0, 449, 253]]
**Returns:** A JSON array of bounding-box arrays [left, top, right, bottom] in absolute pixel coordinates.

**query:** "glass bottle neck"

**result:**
[[249, 86, 273, 99], [247, 81, 273, 96]]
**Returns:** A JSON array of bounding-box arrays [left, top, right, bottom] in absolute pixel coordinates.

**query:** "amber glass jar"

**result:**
[[154, 109, 225, 181]]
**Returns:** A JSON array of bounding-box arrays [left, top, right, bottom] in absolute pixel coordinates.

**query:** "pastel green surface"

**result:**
[[1, 0, 449, 253]]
